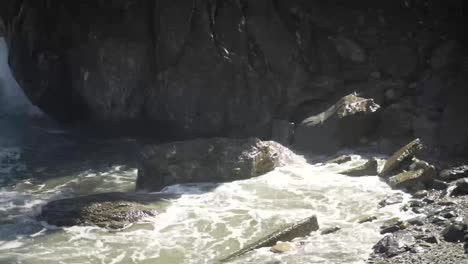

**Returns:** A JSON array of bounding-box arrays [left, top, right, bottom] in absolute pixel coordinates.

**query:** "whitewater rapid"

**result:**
[[0, 145, 413, 264]]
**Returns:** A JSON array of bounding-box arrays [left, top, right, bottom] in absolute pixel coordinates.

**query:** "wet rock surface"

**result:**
[[137, 138, 293, 191], [39, 192, 178, 229], [340, 158, 378, 177]]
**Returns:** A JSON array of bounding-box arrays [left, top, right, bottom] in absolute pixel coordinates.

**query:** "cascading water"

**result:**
[[0, 29, 412, 264]]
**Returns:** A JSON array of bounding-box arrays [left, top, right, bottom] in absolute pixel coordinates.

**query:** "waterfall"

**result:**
[[0, 36, 42, 117]]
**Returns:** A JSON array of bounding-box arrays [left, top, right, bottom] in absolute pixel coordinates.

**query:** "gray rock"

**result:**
[[340, 158, 378, 177], [407, 216, 425, 226], [388, 168, 433, 190], [294, 93, 380, 154], [320, 226, 341, 235], [442, 222, 467, 242], [439, 165, 468, 182], [358, 215, 377, 224], [373, 231, 416, 257], [379, 193, 404, 208], [39, 192, 177, 229], [137, 138, 292, 191], [431, 179, 449, 190], [323, 155, 352, 165], [380, 139, 424, 177], [413, 190, 428, 198], [450, 179, 468, 196]]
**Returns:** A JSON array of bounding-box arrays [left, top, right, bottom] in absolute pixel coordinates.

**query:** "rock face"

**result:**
[[294, 93, 380, 153], [39, 192, 178, 229], [137, 138, 292, 191], [0, 0, 467, 155]]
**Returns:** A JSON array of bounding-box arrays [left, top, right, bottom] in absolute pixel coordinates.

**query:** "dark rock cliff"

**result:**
[[1, 0, 467, 156]]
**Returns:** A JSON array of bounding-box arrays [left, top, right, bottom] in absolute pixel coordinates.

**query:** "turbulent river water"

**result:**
[[0, 116, 414, 264], [0, 35, 414, 264]]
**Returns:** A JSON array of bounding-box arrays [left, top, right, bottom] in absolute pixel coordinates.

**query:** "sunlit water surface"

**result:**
[[0, 120, 413, 264]]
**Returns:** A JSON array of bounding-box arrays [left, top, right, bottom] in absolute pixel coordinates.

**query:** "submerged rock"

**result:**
[[378, 193, 404, 208], [323, 155, 352, 165], [220, 215, 319, 262], [137, 138, 292, 191], [294, 93, 380, 154], [340, 158, 378, 176], [380, 139, 424, 177], [39, 192, 177, 229], [320, 226, 341, 235]]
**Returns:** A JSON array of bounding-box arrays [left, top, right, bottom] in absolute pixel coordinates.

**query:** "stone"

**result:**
[[340, 158, 378, 177], [410, 246, 425, 253], [270, 243, 291, 254], [407, 216, 425, 226], [323, 155, 352, 165], [423, 235, 439, 244], [271, 120, 295, 146], [439, 165, 468, 182], [442, 222, 467, 242], [376, 46, 418, 78], [220, 215, 319, 262], [380, 139, 424, 177], [388, 169, 433, 190], [450, 179, 468, 196], [358, 215, 377, 224], [381, 225, 404, 234], [320, 226, 341, 235], [137, 138, 292, 192], [294, 93, 380, 154], [379, 193, 404, 208], [413, 190, 428, 198], [39, 192, 178, 229], [373, 231, 416, 257], [431, 180, 449, 190]]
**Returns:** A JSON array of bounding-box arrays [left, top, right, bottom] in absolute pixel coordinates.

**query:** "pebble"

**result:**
[[271, 243, 291, 253]]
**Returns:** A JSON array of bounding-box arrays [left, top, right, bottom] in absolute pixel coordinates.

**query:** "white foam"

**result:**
[[0, 155, 413, 263]]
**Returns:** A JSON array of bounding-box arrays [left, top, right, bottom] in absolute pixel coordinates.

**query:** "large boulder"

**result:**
[[294, 93, 380, 153], [137, 138, 293, 191], [39, 192, 178, 229]]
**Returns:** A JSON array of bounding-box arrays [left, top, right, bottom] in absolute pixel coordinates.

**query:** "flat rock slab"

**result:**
[[40, 192, 178, 229], [137, 137, 294, 191], [220, 215, 319, 262], [380, 139, 424, 177]]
